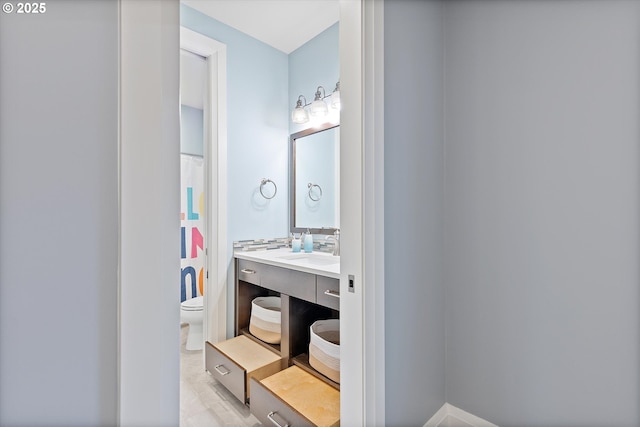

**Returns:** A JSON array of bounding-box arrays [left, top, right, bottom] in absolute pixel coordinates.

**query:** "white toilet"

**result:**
[[180, 296, 204, 350]]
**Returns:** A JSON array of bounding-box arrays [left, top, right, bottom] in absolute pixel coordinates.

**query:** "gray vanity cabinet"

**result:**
[[204, 255, 341, 424], [234, 257, 339, 373]]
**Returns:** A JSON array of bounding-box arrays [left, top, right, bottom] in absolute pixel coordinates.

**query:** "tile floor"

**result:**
[[180, 324, 261, 427]]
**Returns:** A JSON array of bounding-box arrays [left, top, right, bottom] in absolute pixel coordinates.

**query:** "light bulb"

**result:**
[[330, 91, 341, 110], [292, 106, 309, 124], [291, 96, 309, 124], [309, 86, 328, 119], [310, 99, 328, 118], [330, 82, 341, 110]]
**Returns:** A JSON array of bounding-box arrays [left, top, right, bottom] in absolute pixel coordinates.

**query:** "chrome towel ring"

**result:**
[[307, 182, 322, 201], [259, 178, 277, 199]]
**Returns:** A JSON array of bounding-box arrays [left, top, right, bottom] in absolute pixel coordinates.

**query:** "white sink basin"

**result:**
[[277, 253, 339, 266]]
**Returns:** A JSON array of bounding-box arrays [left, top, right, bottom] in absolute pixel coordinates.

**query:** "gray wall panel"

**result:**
[[384, 1, 446, 424], [0, 1, 118, 425], [444, 1, 640, 425]]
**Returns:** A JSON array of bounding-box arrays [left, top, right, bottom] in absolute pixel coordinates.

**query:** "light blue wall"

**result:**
[[289, 23, 339, 135], [180, 4, 338, 340], [181, 4, 289, 337], [181, 4, 289, 245], [289, 23, 340, 234], [180, 105, 204, 156], [180, 7, 338, 242]]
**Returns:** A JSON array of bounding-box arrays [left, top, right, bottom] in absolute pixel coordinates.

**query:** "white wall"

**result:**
[[384, 1, 446, 424], [0, 0, 118, 425], [444, 1, 640, 425]]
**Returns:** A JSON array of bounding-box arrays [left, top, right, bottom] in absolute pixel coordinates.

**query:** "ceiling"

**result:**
[[181, 0, 340, 54]]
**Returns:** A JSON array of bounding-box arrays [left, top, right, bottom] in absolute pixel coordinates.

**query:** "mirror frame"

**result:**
[[289, 122, 340, 235]]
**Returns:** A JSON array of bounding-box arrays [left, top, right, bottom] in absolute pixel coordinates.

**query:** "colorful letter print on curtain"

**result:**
[[180, 154, 205, 302]]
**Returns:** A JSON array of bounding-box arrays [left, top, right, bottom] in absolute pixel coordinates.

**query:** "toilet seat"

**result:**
[[181, 296, 203, 311]]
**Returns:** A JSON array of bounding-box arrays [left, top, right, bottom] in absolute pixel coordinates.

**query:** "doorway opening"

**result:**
[[117, 3, 375, 424], [180, 27, 228, 349], [179, 26, 231, 425], [179, 48, 206, 350]]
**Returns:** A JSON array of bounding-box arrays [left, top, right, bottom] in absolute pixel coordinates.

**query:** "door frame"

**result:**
[[362, 1, 385, 424], [340, 0, 385, 425], [118, 1, 182, 423], [118, 0, 383, 424], [180, 27, 228, 346]]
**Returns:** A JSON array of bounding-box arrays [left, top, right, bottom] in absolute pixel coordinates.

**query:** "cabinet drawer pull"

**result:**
[[324, 289, 340, 298], [240, 268, 256, 274], [214, 364, 231, 376], [267, 411, 289, 427]]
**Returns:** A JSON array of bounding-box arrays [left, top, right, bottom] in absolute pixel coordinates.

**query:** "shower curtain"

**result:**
[[180, 154, 205, 302]]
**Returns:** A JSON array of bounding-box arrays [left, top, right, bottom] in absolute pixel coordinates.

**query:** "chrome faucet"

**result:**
[[325, 229, 340, 256]]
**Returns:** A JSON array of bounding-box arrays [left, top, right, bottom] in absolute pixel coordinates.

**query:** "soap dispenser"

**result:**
[[291, 233, 301, 253], [303, 229, 313, 253]]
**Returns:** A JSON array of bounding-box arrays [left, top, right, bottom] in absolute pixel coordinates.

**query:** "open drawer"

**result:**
[[205, 336, 282, 404], [250, 366, 340, 427]]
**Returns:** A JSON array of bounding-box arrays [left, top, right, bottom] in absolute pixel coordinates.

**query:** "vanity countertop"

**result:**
[[234, 248, 340, 279]]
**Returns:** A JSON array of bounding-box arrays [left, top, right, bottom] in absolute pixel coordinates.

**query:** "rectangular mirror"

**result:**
[[290, 123, 340, 235]]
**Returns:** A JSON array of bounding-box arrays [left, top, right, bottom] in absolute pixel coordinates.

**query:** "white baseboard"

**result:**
[[424, 403, 499, 427], [424, 404, 449, 427]]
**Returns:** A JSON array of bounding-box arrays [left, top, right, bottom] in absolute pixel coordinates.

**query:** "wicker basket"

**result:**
[[249, 296, 282, 344], [309, 319, 340, 383]]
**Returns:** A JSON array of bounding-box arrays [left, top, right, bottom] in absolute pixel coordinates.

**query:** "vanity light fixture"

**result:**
[[310, 86, 329, 118], [330, 82, 340, 110], [291, 81, 340, 124], [291, 95, 309, 124]]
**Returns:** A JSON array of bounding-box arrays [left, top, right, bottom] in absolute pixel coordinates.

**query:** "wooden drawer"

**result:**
[[205, 336, 282, 404], [250, 377, 313, 427], [316, 276, 340, 311], [250, 366, 340, 427], [238, 259, 317, 304], [205, 341, 245, 403], [237, 259, 262, 286]]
